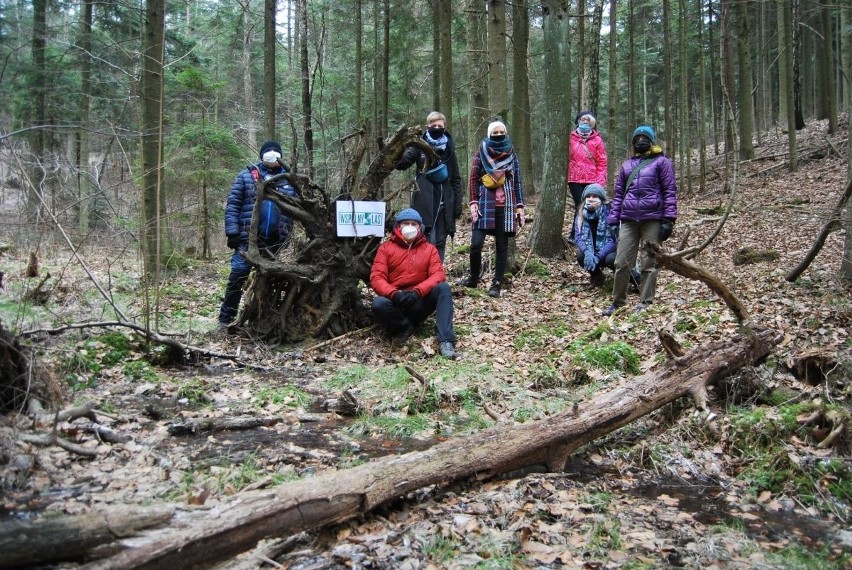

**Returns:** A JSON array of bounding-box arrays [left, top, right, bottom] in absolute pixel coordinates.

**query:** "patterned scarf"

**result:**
[[479, 137, 515, 176], [424, 130, 448, 151]]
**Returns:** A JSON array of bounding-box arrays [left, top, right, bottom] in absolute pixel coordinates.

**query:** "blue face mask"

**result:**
[[578, 124, 592, 135]]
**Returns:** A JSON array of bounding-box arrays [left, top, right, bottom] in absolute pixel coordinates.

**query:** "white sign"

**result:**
[[335, 201, 387, 237]]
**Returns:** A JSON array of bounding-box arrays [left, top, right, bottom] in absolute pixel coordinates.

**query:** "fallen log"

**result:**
[[83, 328, 779, 570], [167, 415, 286, 436], [0, 504, 174, 568]]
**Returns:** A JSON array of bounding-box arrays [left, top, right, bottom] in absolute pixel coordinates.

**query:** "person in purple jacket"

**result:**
[[573, 184, 616, 288], [603, 125, 678, 315]]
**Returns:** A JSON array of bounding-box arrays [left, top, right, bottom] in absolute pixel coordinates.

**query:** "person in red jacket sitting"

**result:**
[[370, 208, 458, 359]]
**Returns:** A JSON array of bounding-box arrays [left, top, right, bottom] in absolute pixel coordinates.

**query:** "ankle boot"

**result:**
[[488, 281, 501, 298]]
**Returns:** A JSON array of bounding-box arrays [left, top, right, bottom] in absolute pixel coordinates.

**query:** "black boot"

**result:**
[[488, 281, 501, 298]]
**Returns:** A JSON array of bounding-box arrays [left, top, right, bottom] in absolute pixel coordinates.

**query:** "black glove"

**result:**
[[609, 224, 619, 241], [226, 235, 241, 249], [393, 290, 419, 309], [659, 220, 674, 242]]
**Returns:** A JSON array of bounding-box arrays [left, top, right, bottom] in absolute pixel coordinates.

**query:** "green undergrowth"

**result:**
[[724, 400, 851, 517], [57, 331, 162, 392]]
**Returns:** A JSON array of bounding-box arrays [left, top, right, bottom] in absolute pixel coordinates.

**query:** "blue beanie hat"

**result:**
[[632, 125, 656, 143], [395, 208, 423, 225], [581, 184, 607, 202]]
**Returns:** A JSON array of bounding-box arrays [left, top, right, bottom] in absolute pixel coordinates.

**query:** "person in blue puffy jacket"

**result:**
[[218, 140, 299, 327], [603, 125, 678, 316]]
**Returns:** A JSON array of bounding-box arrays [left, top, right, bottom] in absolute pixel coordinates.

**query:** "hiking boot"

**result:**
[[488, 281, 501, 298], [602, 303, 623, 316], [460, 275, 478, 288], [439, 341, 457, 359], [634, 302, 649, 314], [589, 271, 605, 288]]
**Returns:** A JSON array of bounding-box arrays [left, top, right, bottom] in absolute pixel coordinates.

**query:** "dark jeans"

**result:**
[[426, 206, 449, 261], [470, 207, 510, 285], [372, 282, 456, 343], [568, 182, 590, 210], [218, 242, 281, 325]]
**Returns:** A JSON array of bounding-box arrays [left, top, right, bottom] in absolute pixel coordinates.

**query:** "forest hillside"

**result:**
[[0, 117, 850, 569]]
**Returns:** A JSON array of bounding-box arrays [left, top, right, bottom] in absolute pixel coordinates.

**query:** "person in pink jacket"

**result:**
[[567, 111, 608, 217]]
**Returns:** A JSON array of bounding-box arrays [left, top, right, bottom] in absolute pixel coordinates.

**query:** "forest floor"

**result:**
[[1, 119, 851, 569]]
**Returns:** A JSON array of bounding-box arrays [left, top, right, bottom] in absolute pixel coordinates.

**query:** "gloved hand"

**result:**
[[226, 235, 241, 249], [583, 250, 598, 272], [609, 224, 619, 241], [516, 207, 525, 227], [470, 204, 480, 224], [393, 290, 419, 309], [659, 219, 674, 242]]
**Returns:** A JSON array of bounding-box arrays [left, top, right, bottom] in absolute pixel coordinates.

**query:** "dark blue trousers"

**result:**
[[372, 282, 456, 343]]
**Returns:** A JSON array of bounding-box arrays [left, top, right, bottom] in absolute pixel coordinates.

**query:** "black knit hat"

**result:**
[[259, 140, 282, 159]]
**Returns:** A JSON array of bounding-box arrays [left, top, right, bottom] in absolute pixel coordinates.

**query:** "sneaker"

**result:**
[[460, 275, 478, 288], [488, 282, 501, 298], [634, 303, 649, 314], [602, 303, 623, 316], [439, 341, 457, 359]]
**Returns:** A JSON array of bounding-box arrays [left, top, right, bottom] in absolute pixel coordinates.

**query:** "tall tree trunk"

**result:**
[[467, 0, 488, 165], [708, 0, 720, 154], [587, 1, 603, 114], [695, 0, 707, 194], [438, 0, 453, 128], [240, 1, 257, 151], [777, 0, 788, 129], [511, 0, 533, 196], [140, 0, 171, 278], [820, 2, 837, 134], [530, 0, 570, 259], [487, 0, 507, 118], [792, 0, 804, 130], [735, 0, 755, 160], [354, 0, 362, 125], [381, 0, 389, 137], [264, 0, 277, 140], [607, 0, 618, 184], [432, 0, 440, 111], [783, 0, 798, 171], [29, 0, 47, 220], [628, 0, 637, 125], [577, 0, 586, 110], [662, 0, 673, 153], [78, 0, 93, 235], [720, 0, 736, 159], [298, 0, 314, 177], [842, 2, 852, 282], [678, 0, 691, 194]]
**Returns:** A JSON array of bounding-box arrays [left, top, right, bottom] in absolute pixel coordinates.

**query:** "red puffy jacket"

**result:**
[[370, 229, 446, 299], [567, 130, 608, 186]]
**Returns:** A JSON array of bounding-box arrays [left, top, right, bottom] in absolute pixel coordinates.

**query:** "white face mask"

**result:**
[[400, 225, 419, 241], [262, 150, 281, 167], [585, 196, 602, 210]]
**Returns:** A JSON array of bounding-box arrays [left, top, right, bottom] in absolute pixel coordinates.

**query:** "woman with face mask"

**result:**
[[573, 184, 617, 288], [370, 209, 458, 359], [460, 120, 526, 298], [395, 111, 463, 261], [603, 125, 678, 316], [566, 111, 608, 227]]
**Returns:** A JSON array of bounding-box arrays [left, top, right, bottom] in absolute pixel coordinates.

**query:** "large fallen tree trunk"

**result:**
[[83, 327, 779, 570]]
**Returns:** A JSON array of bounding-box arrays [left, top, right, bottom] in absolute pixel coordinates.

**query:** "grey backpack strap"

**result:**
[[625, 157, 655, 191]]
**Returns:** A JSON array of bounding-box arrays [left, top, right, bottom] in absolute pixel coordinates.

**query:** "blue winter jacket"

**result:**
[[608, 153, 678, 225], [224, 162, 299, 246]]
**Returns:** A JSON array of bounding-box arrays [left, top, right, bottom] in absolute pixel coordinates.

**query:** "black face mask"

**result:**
[[633, 139, 652, 153], [427, 127, 445, 139], [490, 134, 507, 142]]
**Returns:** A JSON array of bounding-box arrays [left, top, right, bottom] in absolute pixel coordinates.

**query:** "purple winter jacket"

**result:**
[[608, 153, 678, 225]]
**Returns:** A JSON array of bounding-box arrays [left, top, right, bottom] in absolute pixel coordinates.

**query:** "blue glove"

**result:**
[[659, 219, 674, 242], [393, 290, 419, 309], [583, 250, 598, 272], [609, 224, 619, 241]]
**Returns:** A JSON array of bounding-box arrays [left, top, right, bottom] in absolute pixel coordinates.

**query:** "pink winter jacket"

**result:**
[[567, 130, 608, 186]]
